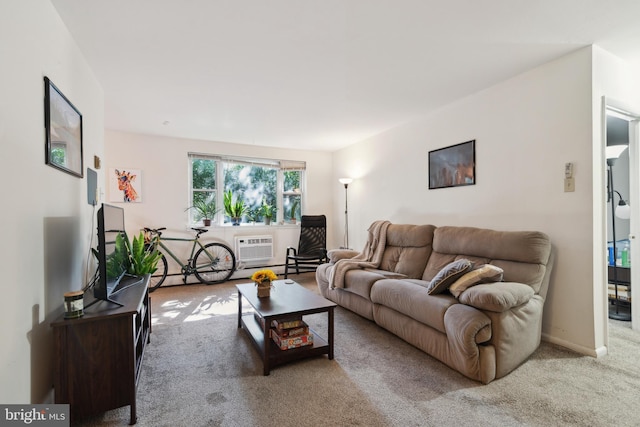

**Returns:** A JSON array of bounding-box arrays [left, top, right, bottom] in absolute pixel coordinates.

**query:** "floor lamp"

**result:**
[[339, 178, 353, 249], [606, 145, 631, 321]]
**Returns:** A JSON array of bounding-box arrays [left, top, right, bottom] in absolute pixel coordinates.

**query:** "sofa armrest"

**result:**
[[327, 249, 360, 263], [458, 282, 534, 313]]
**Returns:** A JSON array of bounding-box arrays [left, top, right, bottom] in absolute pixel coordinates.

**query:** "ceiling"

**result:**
[[51, 0, 640, 152]]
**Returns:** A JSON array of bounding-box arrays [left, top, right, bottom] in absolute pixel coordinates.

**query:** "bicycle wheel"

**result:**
[[148, 253, 168, 292], [193, 242, 236, 284]]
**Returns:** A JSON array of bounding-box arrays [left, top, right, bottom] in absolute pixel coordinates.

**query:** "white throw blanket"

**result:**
[[328, 220, 391, 289]]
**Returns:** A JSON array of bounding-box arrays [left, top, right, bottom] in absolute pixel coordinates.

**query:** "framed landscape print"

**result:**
[[44, 77, 83, 178], [428, 140, 475, 189]]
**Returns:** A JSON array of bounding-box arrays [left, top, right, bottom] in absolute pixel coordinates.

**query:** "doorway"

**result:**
[[605, 105, 640, 331]]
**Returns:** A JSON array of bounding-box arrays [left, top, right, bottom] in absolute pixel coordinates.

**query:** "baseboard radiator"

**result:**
[[235, 235, 274, 262]]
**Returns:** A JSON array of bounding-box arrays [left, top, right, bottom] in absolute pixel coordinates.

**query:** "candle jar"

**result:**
[[64, 290, 84, 319]]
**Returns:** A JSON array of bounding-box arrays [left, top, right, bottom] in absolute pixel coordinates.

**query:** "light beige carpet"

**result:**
[[75, 273, 640, 426]]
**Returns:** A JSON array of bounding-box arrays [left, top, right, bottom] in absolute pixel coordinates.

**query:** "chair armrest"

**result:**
[[286, 247, 297, 257], [458, 282, 534, 313], [327, 249, 360, 263]]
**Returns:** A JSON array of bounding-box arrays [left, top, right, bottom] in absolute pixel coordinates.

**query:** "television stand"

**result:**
[[51, 275, 151, 424]]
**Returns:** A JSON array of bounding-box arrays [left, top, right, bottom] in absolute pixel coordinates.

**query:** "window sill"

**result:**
[[188, 222, 300, 229]]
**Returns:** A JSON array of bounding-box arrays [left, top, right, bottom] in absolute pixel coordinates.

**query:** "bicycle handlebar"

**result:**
[[144, 227, 166, 232]]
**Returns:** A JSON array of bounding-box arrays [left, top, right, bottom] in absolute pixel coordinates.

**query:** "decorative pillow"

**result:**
[[427, 259, 473, 295], [449, 264, 504, 298]]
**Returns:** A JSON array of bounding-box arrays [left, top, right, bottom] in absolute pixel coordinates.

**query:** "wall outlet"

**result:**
[[564, 177, 575, 192]]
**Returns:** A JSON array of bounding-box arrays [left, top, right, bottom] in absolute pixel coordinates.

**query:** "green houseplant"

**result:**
[[245, 208, 258, 224], [259, 201, 277, 225], [289, 199, 299, 224], [94, 231, 162, 277], [186, 199, 219, 226], [224, 190, 247, 226], [124, 231, 163, 275]]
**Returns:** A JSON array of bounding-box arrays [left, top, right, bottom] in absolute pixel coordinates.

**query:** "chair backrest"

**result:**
[[298, 215, 327, 255]]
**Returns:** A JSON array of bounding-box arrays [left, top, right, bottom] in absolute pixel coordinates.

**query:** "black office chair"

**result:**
[[285, 215, 327, 278]]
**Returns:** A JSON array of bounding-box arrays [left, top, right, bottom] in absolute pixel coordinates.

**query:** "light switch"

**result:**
[[564, 177, 575, 192]]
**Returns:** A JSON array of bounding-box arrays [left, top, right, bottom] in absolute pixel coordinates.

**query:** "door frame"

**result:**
[[604, 100, 640, 333]]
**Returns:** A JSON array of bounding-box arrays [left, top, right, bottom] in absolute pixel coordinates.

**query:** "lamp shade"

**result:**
[[606, 145, 628, 159], [616, 201, 631, 219], [339, 178, 353, 185]]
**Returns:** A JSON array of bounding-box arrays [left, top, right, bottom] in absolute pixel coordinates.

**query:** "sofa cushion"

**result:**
[[370, 279, 457, 334], [377, 224, 436, 279], [340, 269, 390, 300], [428, 226, 551, 293], [449, 264, 504, 298], [427, 259, 473, 294], [458, 282, 534, 312]]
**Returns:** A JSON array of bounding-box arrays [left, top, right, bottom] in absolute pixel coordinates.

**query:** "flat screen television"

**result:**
[[91, 203, 143, 307]]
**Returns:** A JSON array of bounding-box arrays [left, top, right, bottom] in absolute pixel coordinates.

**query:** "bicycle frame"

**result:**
[[155, 236, 210, 272]]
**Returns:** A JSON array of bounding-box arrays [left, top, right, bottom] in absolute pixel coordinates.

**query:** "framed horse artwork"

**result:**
[[428, 140, 476, 190], [109, 168, 142, 203]]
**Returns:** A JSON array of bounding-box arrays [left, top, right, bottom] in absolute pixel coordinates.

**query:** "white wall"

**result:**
[[333, 47, 600, 354], [0, 0, 104, 403], [104, 130, 333, 284]]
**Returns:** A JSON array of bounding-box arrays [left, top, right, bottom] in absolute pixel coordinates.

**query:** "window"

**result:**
[[188, 154, 305, 225], [283, 170, 302, 223]]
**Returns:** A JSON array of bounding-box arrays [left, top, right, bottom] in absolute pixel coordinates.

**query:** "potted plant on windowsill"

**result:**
[[186, 199, 219, 226], [224, 190, 247, 226], [259, 201, 277, 225], [289, 199, 299, 224], [245, 208, 258, 224]]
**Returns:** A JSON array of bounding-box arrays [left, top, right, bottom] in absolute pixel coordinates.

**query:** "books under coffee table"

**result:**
[[236, 280, 336, 375], [254, 313, 313, 349]]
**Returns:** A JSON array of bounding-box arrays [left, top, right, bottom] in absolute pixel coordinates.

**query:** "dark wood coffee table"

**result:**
[[236, 280, 336, 375]]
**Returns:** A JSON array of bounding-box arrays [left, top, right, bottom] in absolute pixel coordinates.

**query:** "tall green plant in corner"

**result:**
[[123, 232, 162, 275]]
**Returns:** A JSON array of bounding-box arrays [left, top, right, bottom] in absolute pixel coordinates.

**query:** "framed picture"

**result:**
[[109, 168, 142, 203], [44, 76, 83, 178], [428, 140, 475, 189]]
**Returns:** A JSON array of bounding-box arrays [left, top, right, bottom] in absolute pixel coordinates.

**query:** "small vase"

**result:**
[[257, 282, 271, 298], [264, 217, 271, 225]]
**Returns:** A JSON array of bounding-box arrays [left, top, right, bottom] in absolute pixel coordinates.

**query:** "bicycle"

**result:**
[[143, 227, 236, 292]]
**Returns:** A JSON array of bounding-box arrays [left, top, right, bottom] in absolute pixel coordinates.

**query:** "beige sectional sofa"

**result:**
[[316, 223, 554, 384]]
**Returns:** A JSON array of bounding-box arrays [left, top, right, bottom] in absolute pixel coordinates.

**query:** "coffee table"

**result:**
[[236, 280, 336, 375]]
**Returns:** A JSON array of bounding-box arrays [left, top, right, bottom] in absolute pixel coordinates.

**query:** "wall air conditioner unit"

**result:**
[[235, 235, 274, 262]]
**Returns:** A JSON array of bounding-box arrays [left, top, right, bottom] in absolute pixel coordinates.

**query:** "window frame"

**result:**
[[188, 153, 306, 226]]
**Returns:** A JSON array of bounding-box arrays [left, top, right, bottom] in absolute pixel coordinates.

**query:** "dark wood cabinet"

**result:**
[[51, 279, 150, 424]]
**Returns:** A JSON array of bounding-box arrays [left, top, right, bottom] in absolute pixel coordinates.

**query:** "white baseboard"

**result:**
[[541, 332, 607, 357]]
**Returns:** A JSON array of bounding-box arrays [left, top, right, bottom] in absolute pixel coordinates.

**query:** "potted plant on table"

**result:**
[[186, 199, 219, 226], [251, 269, 278, 298], [224, 190, 248, 226]]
